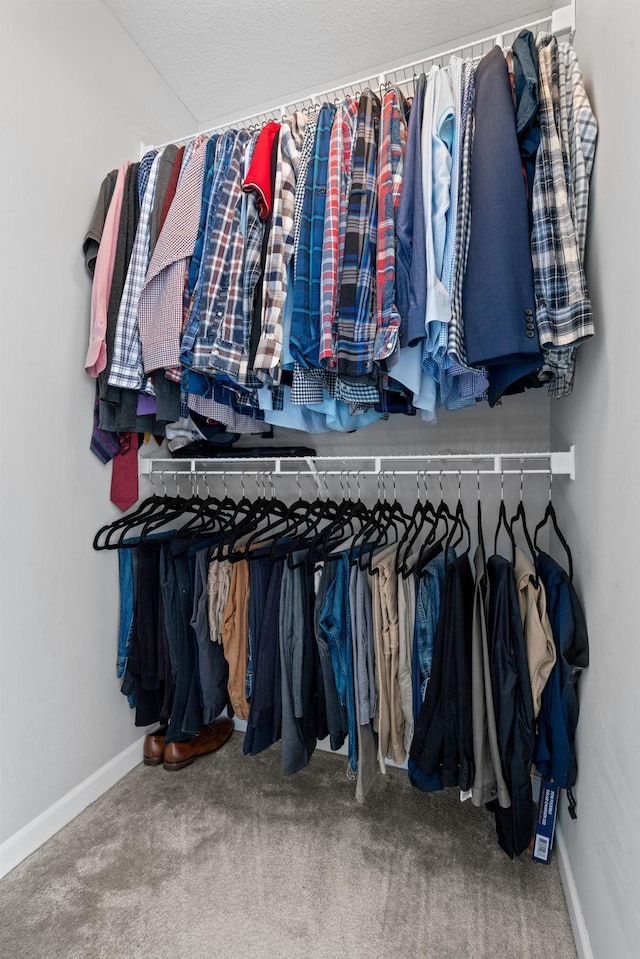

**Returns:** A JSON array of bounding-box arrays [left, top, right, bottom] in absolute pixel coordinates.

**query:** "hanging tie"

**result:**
[[110, 431, 140, 512], [89, 382, 120, 464]]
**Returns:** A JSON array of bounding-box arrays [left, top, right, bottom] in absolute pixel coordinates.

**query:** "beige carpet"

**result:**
[[0, 733, 577, 959]]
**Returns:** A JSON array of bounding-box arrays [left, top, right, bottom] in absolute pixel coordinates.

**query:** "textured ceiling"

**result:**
[[103, 0, 552, 129]]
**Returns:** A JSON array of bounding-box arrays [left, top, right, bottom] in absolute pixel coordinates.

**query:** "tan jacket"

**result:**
[[514, 548, 556, 718]]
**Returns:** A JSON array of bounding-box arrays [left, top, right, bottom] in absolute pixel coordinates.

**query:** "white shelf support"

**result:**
[[139, 448, 576, 481], [552, 0, 576, 38]]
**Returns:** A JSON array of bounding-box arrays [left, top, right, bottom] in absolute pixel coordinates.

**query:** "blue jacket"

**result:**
[[462, 46, 542, 406], [396, 74, 428, 347], [534, 552, 589, 789], [512, 29, 541, 216]]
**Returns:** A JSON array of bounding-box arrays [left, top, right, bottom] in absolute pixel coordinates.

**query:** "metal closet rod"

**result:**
[[145, 4, 574, 153], [139, 447, 576, 481]]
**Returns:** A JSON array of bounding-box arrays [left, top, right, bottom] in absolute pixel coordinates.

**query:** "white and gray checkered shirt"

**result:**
[[109, 151, 162, 391], [532, 36, 597, 397]]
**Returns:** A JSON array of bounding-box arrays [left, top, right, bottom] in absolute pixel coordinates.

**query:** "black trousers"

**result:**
[[410, 554, 475, 792], [486, 554, 536, 858]]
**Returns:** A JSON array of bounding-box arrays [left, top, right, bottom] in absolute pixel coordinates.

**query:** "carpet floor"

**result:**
[[0, 733, 577, 959]]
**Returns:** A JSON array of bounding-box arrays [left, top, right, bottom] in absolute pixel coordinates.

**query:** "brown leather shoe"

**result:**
[[163, 718, 234, 771], [143, 727, 167, 766]]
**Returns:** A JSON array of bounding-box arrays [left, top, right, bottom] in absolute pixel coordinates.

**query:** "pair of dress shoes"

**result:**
[[143, 718, 234, 771]]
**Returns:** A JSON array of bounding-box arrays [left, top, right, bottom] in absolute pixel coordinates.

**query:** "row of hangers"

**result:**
[[191, 34, 541, 140], [94, 469, 573, 582]]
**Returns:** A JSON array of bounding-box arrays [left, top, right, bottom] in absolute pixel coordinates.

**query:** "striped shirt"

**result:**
[[446, 60, 489, 402], [108, 150, 162, 390]]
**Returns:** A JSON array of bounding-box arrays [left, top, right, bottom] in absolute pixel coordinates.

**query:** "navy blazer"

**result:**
[[462, 46, 542, 406]]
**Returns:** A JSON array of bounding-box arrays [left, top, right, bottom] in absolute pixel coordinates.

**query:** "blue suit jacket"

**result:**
[[462, 46, 542, 406]]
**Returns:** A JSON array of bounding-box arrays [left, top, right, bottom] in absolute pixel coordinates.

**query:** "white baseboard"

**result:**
[[0, 734, 147, 879], [556, 825, 594, 959]]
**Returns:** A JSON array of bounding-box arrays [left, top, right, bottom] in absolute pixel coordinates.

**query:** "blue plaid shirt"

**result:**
[[185, 135, 218, 301], [290, 103, 336, 369], [181, 131, 236, 369]]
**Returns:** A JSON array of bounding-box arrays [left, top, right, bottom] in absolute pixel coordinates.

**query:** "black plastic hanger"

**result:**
[[415, 473, 455, 573], [443, 472, 471, 566], [286, 471, 344, 569], [493, 472, 516, 563], [395, 471, 436, 576], [94, 494, 165, 550], [94, 471, 189, 550], [313, 472, 367, 564], [509, 470, 539, 585], [365, 488, 411, 576], [174, 470, 247, 546], [534, 472, 574, 581], [351, 472, 391, 571], [476, 471, 487, 571], [226, 471, 288, 562]]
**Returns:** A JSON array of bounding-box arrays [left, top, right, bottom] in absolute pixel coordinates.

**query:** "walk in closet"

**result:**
[[2, 1, 637, 957]]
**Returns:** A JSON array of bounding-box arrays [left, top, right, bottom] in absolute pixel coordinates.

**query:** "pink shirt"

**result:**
[[85, 161, 130, 376]]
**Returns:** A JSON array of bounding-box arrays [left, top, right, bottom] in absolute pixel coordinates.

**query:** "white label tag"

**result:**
[[460, 789, 472, 802]]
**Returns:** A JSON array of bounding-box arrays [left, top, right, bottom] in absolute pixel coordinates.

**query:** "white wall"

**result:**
[[0, 0, 195, 849], [551, 1, 640, 956]]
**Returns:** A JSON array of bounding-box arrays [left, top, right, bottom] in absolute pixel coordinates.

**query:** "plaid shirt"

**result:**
[[189, 130, 251, 380], [290, 103, 336, 368], [238, 133, 265, 388], [137, 150, 157, 205], [319, 97, 359, 366], [532, 36, 596, 395], [108, 150, 162, 390], [446, 61, 489, 402], [538, 39, 597, 396], [293, 113, 318, 269], [335, 90, 381, 377], [185, 135, 218, 301], [137, 136, 208, 376], [181, 131, 236, 371], [253, 112, 307, 384], [374, 86, 408, 367], [291, 364, 332, 405], [186, 392, 265, 433]]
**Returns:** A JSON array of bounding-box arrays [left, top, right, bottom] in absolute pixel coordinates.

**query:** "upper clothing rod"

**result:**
[[145, 4, 575, 153]]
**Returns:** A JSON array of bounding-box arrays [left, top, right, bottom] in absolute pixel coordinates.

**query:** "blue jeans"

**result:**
[[161, 539, 203, 744], [315, 565, 348, 751], [117, 548, 135, 680], [414, 550, 453, 700], [318, 555, 357, 773]]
